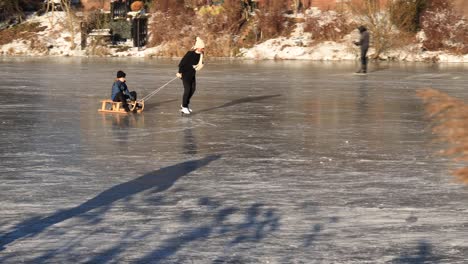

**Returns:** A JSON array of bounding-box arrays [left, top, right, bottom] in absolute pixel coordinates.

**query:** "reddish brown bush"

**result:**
[[148, 11, 193, 49], [420, 0, 468, 54], [149, 0, 244, 56], [304, 11, 354, 41]]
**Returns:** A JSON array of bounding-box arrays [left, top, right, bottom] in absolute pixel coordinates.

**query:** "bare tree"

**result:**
[[347, 0, 423, 58], [347, 0, 392, 58]]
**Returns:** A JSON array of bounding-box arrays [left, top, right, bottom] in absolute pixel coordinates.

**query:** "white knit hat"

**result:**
[[193, 37, 205, 49]]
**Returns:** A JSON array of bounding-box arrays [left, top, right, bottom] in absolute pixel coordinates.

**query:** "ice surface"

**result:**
[[0, 57, 467, 263]]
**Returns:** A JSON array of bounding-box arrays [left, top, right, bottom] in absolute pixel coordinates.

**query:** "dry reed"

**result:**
[[417, 88, 468, 184]]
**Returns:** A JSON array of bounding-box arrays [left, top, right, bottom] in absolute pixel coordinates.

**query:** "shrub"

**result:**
[[83, 10, 111, 31], [389, 0, 427, 33], [304, 11, 355, 42], [151, 0, 186, 13], [149, 0, 244, 56], [347, 0, 401, 58], [255, 0, 289, 40], [420, 0, 468, 54], [87, 37, 111, 56], [0, 22, 46, 45], [148, 1, 194, 48]]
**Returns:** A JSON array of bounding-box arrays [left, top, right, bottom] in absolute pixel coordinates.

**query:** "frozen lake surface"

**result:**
[[0, 57, 467, 263]]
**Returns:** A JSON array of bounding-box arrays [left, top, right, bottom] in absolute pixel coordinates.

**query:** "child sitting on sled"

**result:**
[[111, 70, 138, 112]]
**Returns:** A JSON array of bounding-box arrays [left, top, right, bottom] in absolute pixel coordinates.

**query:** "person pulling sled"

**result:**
[[176, 37, 205, 115]]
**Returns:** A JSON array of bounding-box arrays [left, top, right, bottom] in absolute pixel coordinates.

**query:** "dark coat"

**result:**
[[356, 26, 370, 52], [111, 80, 134, 101], [178, 50, 201, 81]]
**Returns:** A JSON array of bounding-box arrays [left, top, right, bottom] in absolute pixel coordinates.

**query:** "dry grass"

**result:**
[[0, 22, 46, 45], [151, 0, 186, 14], [391, 31, 418, 50], [255, 0, 289, 40], [417, 88, 468, 184], [83, 11, 111, 31], [304, 11, 355, 42], [86, 37, 111, 56]]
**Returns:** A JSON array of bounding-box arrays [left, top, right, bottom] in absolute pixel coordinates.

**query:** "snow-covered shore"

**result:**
[[1, 11, 468, 63]]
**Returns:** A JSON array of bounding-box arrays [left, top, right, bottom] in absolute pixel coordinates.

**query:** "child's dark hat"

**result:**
[[117, 70, 126, 78]]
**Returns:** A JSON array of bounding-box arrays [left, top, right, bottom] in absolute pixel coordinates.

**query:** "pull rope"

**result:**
[[139, 77, 178, 103]]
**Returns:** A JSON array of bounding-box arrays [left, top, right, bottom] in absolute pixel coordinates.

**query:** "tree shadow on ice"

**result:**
[[192, 94, 282, 115], [392, 240, 441, 264], [76, 198, 281, 264], [136, 200, 280, 263], [134, 199, 342, 263], [303, 216, 339, 247], [0, 155, 221, 252]]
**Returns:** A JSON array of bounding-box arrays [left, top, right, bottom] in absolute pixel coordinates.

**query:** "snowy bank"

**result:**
[[1, 11, 468, 63]]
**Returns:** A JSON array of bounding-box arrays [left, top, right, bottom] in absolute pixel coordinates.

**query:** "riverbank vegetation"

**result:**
[[148, 0, 468, 58], [0, 0, 467, 59]]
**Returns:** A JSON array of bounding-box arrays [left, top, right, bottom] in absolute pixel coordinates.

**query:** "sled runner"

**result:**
[[98, 99, 144, 114]]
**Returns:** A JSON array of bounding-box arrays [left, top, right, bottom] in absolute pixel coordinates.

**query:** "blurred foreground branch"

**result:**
[[417, 88, 468, 184]]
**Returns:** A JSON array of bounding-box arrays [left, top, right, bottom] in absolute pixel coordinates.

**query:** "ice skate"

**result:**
[[181, 105, 193, 113], [180, 107, 191, 115]]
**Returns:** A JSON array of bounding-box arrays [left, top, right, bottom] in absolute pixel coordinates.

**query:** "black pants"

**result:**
[[361, 49, 368, 71], [182, 77, 196, 108], [114, 91, 137, 110]]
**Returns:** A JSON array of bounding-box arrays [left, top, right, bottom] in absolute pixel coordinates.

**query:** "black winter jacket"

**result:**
[[178, 51, 201, 80]]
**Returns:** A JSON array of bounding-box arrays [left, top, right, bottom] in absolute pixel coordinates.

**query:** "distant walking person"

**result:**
[[176, 37, 205, 115], [111, 70, 137, 112], [353, 25, 370, 74]]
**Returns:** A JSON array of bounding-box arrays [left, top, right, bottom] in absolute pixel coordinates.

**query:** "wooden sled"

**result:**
[[98, 99, 145, 114]]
